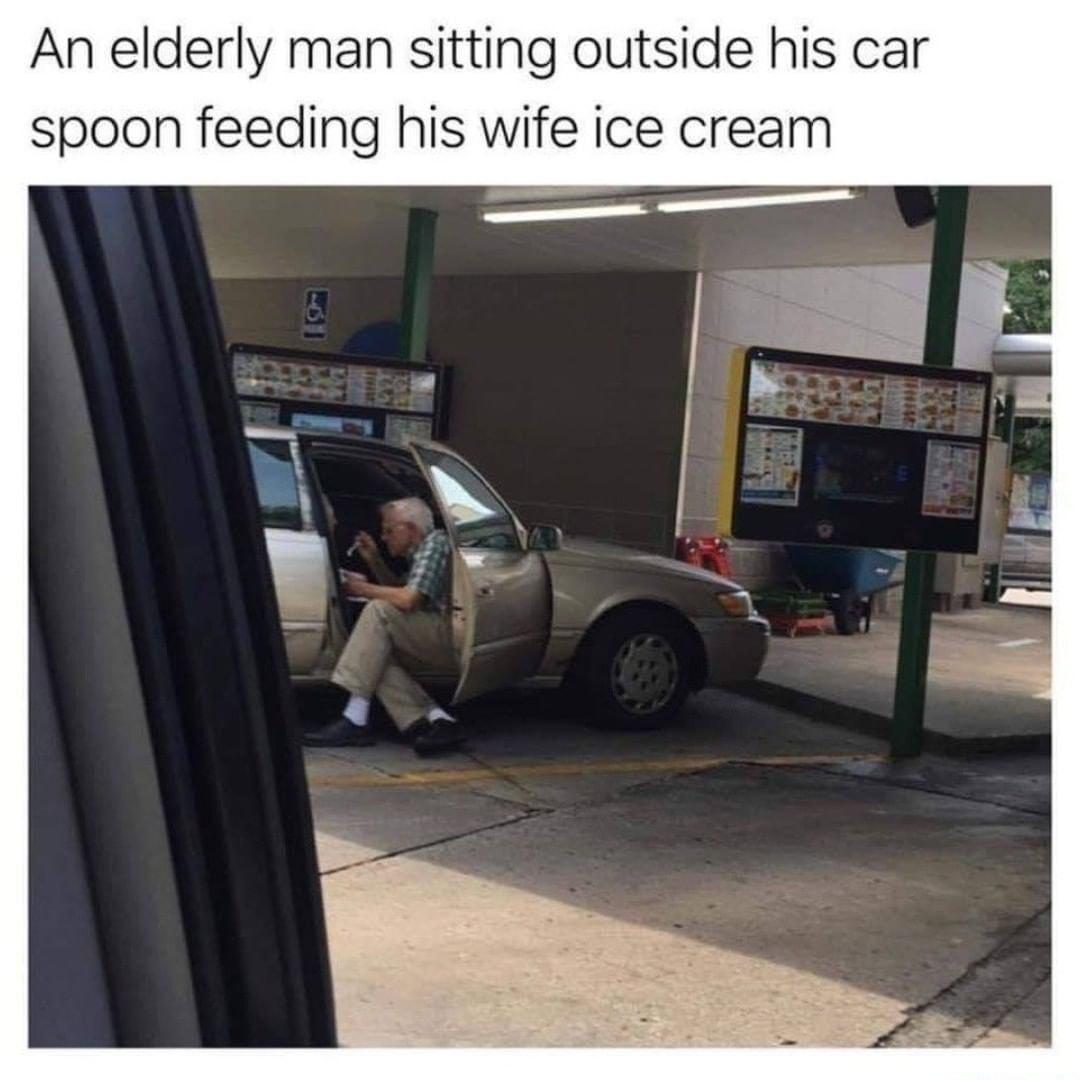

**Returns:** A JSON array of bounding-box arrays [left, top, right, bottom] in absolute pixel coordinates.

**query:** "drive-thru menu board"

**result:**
[[921, 442, 981, 519], [230, 343, 451, 446], [747, 358, 986, 436], [741, 426, 804, 507], [718, 346, 993, 553]]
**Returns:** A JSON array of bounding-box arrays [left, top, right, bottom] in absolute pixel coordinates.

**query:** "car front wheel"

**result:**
[[579, 609, 694, 730]]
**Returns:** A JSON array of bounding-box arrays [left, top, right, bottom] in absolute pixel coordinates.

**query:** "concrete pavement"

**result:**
[[299, 687, 1051, 1047], [740, 598, 1051, 749]]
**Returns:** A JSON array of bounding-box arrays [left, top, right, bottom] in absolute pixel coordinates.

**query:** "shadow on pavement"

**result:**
[[297, 685, 1050, 1047]]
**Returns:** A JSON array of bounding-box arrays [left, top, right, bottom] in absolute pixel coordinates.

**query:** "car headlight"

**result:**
[[716, 590, 753, 617]]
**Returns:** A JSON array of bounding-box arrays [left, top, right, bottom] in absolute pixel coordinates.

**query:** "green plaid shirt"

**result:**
[[406, 529, 451, 611]]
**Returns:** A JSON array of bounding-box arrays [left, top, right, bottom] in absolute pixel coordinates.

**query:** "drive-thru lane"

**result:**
[[298, 687, 1049, 1047]]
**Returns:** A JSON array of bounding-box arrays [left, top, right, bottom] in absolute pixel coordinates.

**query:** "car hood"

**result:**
[[544, 535, 742, 592]]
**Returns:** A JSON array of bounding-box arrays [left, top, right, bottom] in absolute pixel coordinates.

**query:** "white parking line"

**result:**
[[997, 638, 1041, 648]]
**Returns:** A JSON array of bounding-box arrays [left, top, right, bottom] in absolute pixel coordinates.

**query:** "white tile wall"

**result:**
[[678, 260, 1008, 589], [706, 278, 778, 344], [724, 269, 780, 296], [870, 264, 932, 300], [864, 331, 920, 364], [954, 318, 1002, 371], [959, 263, 1011, 330], [867, 284, 927, 346]]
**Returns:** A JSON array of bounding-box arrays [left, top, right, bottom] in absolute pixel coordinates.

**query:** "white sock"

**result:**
[[343, 695, 371, 727], [424, 706, 456, 724]]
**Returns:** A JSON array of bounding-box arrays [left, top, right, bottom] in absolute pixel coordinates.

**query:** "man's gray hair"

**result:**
[[382, 496, 434, 536]]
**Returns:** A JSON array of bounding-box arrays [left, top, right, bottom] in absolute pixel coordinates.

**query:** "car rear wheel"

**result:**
[[579, 609, 694, 730]]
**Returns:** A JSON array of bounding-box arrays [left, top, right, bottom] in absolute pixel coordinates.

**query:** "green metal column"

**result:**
[[1000, 391, 1017, 446], [891, 187, 970, 758], [400, 208, 438, 362], [984, 392, 1017, 602]]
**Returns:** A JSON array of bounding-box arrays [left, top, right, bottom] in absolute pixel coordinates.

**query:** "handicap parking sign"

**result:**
[[302, 287, 330, 340]]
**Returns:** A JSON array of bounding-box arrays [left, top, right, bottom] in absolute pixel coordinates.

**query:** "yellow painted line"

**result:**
[[307, 753, 884, 789]]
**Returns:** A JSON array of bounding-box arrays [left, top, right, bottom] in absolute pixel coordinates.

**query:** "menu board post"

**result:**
[[892, 185, 970, 760]]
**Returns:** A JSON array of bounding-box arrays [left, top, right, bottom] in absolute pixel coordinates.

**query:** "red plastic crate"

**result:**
[[675, 535, 733, 578], [764, 612, 830, 638]]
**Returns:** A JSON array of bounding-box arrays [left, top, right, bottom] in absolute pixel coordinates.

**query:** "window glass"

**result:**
[[421, 451, 520, 550], [248, 439, 302, 531], [1008, 472, 1052, 533]]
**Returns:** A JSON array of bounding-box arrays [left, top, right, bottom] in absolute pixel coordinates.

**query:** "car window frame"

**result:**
[[409, 441, 527, 552]]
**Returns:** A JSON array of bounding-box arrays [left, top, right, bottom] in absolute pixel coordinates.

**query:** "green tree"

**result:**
[[1010, 417, 1051, 474], [998, 261, 1052, 476], [1002, 259, 1051, 333]]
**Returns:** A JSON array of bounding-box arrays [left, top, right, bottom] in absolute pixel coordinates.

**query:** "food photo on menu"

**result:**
[[748, 358, 985, 438]]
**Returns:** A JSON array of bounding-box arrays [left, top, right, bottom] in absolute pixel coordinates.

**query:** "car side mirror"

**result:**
[[527, 524, 563, 551]]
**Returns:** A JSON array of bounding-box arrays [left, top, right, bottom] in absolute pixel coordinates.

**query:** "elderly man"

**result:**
[[303, 496, 466, 755]]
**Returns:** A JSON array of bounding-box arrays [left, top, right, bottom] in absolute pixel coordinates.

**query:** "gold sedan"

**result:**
[[249, 426, 769, 729]]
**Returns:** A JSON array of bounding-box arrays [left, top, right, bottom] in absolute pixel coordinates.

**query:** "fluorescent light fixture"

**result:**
[[479, 187, 864, 224], [656, 187, 863, 214], [481, 203, 647, 224]]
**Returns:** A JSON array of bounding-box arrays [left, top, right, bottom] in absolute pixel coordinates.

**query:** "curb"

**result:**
[[728, 680, 1051, 757]]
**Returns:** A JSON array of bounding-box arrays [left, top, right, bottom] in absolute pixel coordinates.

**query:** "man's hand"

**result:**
[[340, 570, 421, 612], [340, 570, 371, 598], [353, 531, 379, 562]]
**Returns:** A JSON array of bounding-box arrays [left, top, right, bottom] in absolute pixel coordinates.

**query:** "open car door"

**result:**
[[409, 441, 551, 703], [31, 187, 335, 1045], [246, 434, 343, 676]]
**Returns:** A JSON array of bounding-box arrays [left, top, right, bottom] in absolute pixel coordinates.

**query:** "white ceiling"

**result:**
[[193, 186, 1051, 280]]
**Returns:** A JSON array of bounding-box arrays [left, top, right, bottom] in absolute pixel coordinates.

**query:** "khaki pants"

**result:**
[[331, 599, 456, 732]]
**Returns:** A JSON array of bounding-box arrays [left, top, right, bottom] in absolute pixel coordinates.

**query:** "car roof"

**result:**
[[244, 423, 294, 440], [243, 423, 415, 461]]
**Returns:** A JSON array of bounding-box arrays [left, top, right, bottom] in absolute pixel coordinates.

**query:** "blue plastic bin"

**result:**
[[784, 546, 900, 596], [783, 546, 901, 633]]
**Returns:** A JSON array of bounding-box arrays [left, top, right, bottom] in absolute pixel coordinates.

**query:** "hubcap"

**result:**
[[610, 633, 678, 713]]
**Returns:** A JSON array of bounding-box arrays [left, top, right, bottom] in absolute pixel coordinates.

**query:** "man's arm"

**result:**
[[365, 547, 404, 586], [352, 579, 423, 612], [353, 532, 404, 585]]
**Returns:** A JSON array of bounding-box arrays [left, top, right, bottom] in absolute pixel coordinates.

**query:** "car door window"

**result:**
[[418, 449, 520, 550], [248, 438, 302, 531]]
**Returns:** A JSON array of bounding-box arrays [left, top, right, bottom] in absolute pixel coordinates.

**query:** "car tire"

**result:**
[[578, 608, 695, 730]]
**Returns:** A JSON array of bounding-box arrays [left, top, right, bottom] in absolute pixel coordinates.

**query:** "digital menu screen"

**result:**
[[812, 442, 912, 506]]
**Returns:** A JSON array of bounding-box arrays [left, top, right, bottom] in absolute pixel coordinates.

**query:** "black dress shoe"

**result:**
[[411, 718, 467, 756], [302, 717, 377, 747]]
